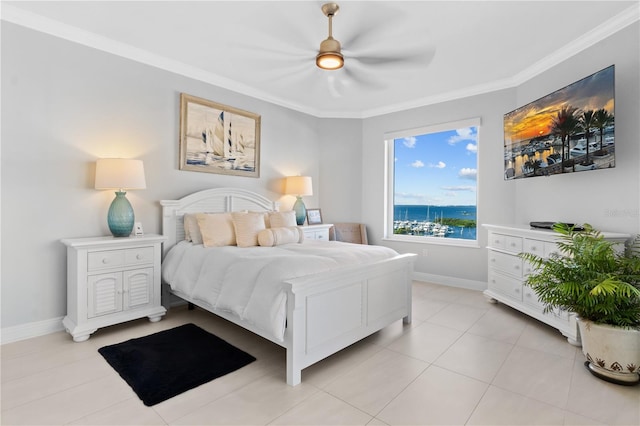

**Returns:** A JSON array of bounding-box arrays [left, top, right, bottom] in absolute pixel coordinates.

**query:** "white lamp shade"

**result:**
[[285, 176, 313, 196], [95, 158, 146, 190]]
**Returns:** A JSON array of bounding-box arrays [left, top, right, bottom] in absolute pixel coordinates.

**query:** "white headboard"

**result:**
[[160, 187, 279, 255]]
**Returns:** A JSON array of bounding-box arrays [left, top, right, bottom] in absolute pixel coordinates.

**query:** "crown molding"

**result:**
[[2, 3, 638, 119], [0, 4, 323, 117], [359, 3, 639, 119]]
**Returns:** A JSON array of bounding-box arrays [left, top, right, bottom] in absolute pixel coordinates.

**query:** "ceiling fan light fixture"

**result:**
[[316, 37, 344, 70], [316, 52, 344, 70]]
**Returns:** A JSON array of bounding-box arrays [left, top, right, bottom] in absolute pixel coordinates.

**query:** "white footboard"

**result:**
[[283, 253, 416, 385]]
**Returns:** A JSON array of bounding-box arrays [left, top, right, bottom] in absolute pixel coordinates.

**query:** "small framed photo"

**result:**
[[306, 208, 323, 225]]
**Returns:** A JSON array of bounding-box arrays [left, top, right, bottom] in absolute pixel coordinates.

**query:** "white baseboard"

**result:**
[[413, 271, 487, 292], [1, 316, 65, 345]]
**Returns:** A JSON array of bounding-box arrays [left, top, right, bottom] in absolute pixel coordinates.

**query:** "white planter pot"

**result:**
[[577, 318, 640, 385]]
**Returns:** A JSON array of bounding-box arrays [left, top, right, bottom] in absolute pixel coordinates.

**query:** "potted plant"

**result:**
[[521, 223, 640, 385]]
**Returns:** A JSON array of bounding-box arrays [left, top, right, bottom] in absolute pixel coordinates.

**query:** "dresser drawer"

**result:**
[[488, 232, 506, 250], [124, 247, 154, 266], [488, 271, 523, 302], [489, 232, 522, 253], [523, 285, 546, 310], [88, 247, 154, 271], [524, 239, 559, 258], [489, 250, 523, 277], [88, 250, 125, 271]]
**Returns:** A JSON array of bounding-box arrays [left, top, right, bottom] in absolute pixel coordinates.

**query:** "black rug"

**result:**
[[98, 323, 256, 406]]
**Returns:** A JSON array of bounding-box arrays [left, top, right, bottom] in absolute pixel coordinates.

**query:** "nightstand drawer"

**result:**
[[302, 224, 332, 241], [88, 250, 125, 271], [124, 247, 154, 266]]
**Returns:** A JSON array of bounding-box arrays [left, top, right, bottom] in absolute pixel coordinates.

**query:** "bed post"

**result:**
[[285, 288, 304, 386], [403, 267, 413, 324]]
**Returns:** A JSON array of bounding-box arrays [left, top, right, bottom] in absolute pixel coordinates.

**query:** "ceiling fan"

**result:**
[[313, 2, 434, 74], [240, 2, 435, 97]]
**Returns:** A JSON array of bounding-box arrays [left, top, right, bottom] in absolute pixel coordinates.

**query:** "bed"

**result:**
[[160, 187, 416, 386]]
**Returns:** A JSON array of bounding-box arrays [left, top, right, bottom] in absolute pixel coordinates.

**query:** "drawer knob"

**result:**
[[102, 258, 109, 264], [514, 265, 520, 270], [136, 254, 144, 260], [510, 242, 516, 247], [515, 288, 520, 293]]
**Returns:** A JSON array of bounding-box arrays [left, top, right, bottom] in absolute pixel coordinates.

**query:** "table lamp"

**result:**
[[284, 176, 313, 225], [95, 158, 146, 237]]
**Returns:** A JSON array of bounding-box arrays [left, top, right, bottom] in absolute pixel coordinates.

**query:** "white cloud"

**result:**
[[441, 185, 475, 192], [459, 168, 477, 180], [429, 161, 446, 169], [411, 160, 425, 168], [448, 127, 478, 145], [466, 143, 477, 154], [403, 137, 417, 148]]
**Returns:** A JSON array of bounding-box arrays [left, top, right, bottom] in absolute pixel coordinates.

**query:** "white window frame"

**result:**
[[383, 117, 481, 248]]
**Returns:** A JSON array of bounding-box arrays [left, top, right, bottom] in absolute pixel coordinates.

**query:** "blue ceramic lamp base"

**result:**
[[293, 196, 307, 226], [108, 191, 135, 237]]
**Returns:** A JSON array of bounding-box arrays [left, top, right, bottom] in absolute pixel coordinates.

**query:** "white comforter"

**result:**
[[161, 240, 399, 341]]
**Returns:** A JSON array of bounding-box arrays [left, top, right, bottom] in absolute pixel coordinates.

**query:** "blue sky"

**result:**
[[394, 126, 478, 206]]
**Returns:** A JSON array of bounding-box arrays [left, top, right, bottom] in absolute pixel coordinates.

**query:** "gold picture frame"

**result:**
[[179, 93, 261, 177]]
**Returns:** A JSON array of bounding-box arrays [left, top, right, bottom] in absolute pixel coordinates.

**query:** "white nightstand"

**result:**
[[302, 224, 333, 241], [61, 234, 167, 342]]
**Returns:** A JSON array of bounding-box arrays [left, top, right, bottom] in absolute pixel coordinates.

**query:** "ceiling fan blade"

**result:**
[[341, 66, 387, 90], [233, 42, 311, 63], [338, 3, 410, 51], [350, 50, 435, 67], [326, 74, 343, 98]]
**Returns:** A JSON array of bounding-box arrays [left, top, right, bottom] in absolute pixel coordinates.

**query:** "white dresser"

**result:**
[[302, 224, 333, 241], [483, 224, 629, 345], [61, 234, 167, 342]]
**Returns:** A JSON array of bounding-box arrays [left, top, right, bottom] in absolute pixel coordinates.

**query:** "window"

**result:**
[[385, 118, 479, 246]]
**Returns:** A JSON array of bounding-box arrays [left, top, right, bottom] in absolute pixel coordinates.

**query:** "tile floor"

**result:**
[[2, 281, 639, 425]]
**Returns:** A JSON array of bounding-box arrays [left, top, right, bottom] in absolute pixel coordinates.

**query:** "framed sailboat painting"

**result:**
[[179, 93, 261, 177]]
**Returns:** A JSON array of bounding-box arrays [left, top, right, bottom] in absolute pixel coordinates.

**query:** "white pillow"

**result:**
[[268, 211, 297, 228], [258, 226, 304, 247], [231, 212, 267, 247], [196, 213, 236, 247], [183, 213, 203, 244]]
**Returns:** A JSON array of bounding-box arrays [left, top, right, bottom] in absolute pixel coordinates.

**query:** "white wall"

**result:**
[[317, 118, 363, 224], [513, 23, 640, 233], [1, 23, 321, 330]]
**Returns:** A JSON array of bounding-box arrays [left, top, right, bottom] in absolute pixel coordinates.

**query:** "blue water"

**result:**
[[394, 205, 477, 240]]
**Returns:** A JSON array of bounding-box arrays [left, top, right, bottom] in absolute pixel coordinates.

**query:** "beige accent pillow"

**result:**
[[196, 213, 236, 247], [268, 211, 297, 228], [183, 213, 203, 244], [231, 212, 267, 247], [258, 226, 304, 247], [249, 211, 270, 228]]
